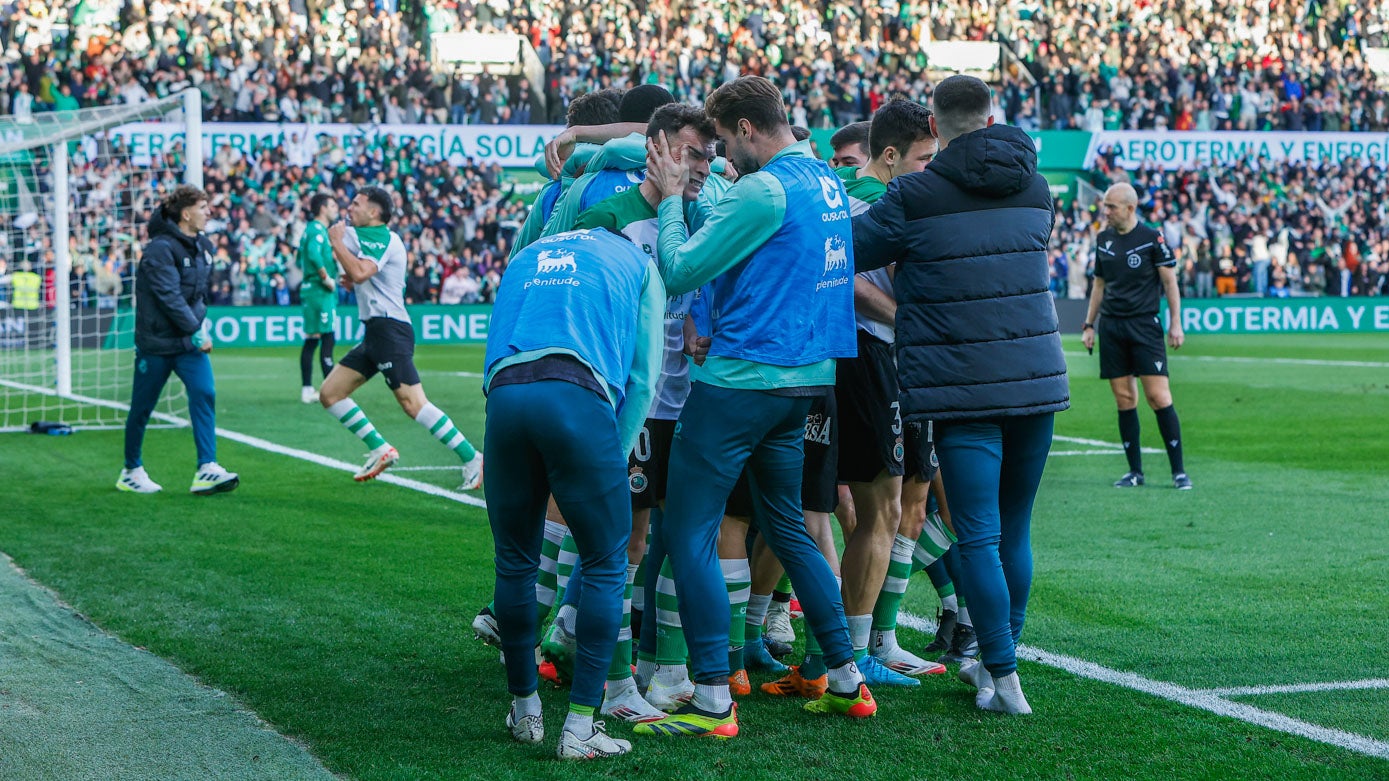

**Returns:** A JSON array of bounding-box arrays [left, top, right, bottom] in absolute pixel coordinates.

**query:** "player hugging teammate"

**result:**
[[471, 74, 1062, 762]]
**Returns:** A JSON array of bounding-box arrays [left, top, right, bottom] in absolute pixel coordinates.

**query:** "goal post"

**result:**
[[0, 89, 203, 432]]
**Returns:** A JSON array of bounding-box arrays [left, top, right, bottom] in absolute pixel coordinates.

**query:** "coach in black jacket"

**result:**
[[853, 75, 1068, 716], [119, 185, 238, 496]]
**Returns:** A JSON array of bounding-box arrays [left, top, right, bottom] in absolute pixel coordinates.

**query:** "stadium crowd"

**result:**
[[5, 132, 526, 311], [1048, 155, 1389, 299], [1, 0, 1386, 132], [10, 129, 1389, 315], [1010, 0, 1389, 132]]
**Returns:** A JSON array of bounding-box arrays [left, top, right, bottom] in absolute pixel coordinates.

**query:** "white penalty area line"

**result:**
[[897, 611, 1389, 762], [1063, 350, 1389, 369]]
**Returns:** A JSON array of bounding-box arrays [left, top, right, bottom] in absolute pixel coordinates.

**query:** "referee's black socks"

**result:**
[[1153, 405, 1185, 476], [1118, 408, 1143, 474]]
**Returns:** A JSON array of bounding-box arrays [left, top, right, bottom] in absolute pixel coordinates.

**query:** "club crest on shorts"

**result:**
[[1127, 252, 1142, 269], [629, 466, 649, 493], [893, 440, 905, 463]]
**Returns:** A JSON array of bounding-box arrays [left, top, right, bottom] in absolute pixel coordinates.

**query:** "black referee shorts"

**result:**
[[836, 331, 905, 483], [1099, 314, 1169, 380], [339, 317, 421, 390]]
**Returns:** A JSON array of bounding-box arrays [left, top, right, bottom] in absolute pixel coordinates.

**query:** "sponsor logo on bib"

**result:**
[[536, 249, 577, 275]]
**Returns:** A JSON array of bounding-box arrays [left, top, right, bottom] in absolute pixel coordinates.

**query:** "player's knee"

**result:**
[[1146, 391, 1173, 409], [318, 387, 342, 407]]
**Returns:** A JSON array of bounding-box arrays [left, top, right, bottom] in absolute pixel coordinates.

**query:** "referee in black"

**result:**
[[1082, 182, 1192, 490]]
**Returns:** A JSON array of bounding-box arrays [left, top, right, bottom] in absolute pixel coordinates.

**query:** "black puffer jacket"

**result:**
[[135, 210, 214, 355], [852, 123, 1070, 421]]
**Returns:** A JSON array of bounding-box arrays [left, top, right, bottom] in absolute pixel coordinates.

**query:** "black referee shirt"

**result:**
[[1095, 224, 1176, 318]]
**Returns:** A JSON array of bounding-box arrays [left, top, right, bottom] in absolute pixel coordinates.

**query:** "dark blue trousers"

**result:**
[[936, 413, 1054, 677], [125, 349, 217, 469], [662, 382, 853, 685], [484, 380, 630, 707]]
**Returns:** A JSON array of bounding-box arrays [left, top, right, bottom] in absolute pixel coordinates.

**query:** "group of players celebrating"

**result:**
[[115, 57, 1195, 761], [457, 74, 1040, 761], [273, 73, 1189, 761]]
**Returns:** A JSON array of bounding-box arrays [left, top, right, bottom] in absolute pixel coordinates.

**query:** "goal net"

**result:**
[[0, 91, 203, 432]]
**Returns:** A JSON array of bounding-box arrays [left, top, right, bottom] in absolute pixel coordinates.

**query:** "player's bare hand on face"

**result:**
[[328, 221, 347, 243], [646, 130, 690, 200], [1167, 324, 1185, 350]]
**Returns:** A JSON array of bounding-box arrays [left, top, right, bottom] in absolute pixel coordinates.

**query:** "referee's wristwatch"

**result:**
[[1082, 322, 1095, 331]]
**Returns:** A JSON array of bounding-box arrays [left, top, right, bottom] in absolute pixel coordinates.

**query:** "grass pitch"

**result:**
[[1, 334, 1386, 780]]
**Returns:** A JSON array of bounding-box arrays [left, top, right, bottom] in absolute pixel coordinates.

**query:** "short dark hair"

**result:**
[[869, 98, 934, 160], [932, 75, 992, 140], [358, 186, 393, 223], [830, 121, 871, 156], [790, 125, 811, 142], [161, 185, 208, 221], [308, 192, 336, 219], [567, 89, 622, 127], [647, 104, 716, 144], [704, 76, 789, 134], [619, 84, 677, 123]]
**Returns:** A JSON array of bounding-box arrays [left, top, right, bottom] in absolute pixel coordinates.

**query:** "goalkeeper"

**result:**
[[118, 185, 239, 496], [297, 193, 339, 404]]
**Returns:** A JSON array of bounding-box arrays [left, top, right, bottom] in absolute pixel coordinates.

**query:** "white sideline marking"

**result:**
[[389, 465, 460, 472], [0, 379, 188, 427], [1186, 355, 1389, 369], [1049, 449, 1132, 457], [212, 427, 487, 509], [1054, 434, 1162, 454], [431, 371, 486, 379], [897, 612, 1389, 761], [1064, 350, 1389, 369], [1202, 679, 1389, 697]]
